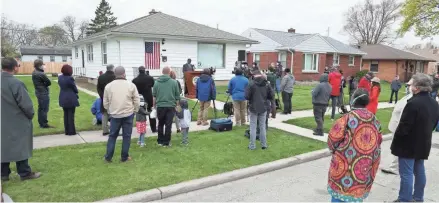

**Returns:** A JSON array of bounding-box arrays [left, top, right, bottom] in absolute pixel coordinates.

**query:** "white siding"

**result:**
[[294, 35, 336, 53], [214, 43, 246, 80], [241, 28, 280, 52], [71, 47, 82, 67], [161, 39, 197, 70], [21, 55, 71, 63], [117, 37, 145, 81]]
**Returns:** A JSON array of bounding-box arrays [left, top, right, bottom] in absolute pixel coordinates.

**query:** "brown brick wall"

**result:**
[[362, 60, 429, 82]]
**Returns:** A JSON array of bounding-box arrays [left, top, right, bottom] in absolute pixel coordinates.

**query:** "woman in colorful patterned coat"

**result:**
[[327, 88, 383, 202]]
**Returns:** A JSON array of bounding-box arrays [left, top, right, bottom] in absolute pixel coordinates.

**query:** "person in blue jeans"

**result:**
[[390, 73, 439, 202], [103, 66, 140, 162]]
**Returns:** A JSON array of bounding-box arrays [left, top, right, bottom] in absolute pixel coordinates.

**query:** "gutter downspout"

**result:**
[[288, 48, 294, 74], [360, 56, 363, 71]]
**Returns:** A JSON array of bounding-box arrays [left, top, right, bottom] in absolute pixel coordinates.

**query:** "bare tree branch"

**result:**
[[343, 0, 401, 45], [61, 15, 77, 42]]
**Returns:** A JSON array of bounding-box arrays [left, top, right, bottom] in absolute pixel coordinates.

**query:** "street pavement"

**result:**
[[160, 136, 439, 202]]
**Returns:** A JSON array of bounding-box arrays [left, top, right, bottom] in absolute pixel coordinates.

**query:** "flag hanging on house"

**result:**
[[145, 42, 160, 69]]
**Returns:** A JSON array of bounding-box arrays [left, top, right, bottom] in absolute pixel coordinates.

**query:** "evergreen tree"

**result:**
[[86, 0, 117, 36]]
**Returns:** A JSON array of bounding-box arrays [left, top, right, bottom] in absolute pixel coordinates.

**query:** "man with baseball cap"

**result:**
[[32, 59, 53, 128]]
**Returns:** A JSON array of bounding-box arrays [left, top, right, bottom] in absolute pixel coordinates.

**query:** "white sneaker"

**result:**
[[92, 118, 97, 125]]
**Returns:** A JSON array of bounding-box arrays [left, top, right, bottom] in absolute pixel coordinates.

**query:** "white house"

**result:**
[[20, 46, 72, 63], [71, 10, 257, 81]]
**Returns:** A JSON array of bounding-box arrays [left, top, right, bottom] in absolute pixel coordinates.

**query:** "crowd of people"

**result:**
[[2, 56, 439, 203]]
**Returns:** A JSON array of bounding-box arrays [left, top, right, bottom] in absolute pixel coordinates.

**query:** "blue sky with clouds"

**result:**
[[2, 0, 437, 48]]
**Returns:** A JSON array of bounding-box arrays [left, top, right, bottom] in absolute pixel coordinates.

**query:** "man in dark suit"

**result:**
[[182, 58, 195, 95], [97, 64, 116, 136], [391, 73, 439, 202], [132, 67, 157, 133]]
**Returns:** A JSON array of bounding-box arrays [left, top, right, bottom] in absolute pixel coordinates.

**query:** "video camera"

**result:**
[[232, 61, 253, 78], [208, 66, 216, 75]]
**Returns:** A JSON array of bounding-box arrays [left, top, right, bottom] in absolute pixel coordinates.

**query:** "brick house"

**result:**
[[359, 44, 435, 82], [407, 48, 439, 74], [241, 28, 366, 81]]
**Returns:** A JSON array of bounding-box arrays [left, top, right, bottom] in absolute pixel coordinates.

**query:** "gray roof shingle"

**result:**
[[81, 12, 256, 44], [360, 44, 435, 61], [19, 46, 71, 56], [253, 28, 365, 55]]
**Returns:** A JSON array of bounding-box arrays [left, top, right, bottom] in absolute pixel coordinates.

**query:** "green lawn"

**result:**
[[215, 82, 397, 111], [284, 108, 393, 134], [3, 127, 326, 202], [17, 76, 100, 136]]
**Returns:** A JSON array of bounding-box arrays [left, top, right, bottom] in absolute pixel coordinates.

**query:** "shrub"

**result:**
[[355, 70, 369, 79]]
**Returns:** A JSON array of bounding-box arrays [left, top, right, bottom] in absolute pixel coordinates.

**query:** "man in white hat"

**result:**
[[381, 79, 413, 175]]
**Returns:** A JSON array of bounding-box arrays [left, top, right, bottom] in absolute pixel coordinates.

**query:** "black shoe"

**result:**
[[177, 129, 181, 133], [262, 147, 268, 150], [40, 125, 53, 129], [103, 132, 110, 136], [313, 131, 324, 136], [20, 172, 41, 181], [104, 157, 112, 163], [1, 176, 9, 181]]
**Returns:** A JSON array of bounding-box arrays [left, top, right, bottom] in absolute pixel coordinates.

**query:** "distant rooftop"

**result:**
[[20, 46, 71, 56], [360, 44, 435, 61]]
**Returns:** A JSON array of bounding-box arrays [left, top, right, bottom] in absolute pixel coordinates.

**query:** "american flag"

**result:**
[[145, 42, 160, 69]]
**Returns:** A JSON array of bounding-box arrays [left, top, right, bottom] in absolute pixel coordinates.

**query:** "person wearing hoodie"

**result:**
[[312, 74, 332, 136], [132, 66, 156, 133], [280, 68, 295, 114], [31, 59, 53, 128], [328, 68, 342, 120], [176, 99, 192, 145], [245, 71, 274, 150], [381, 79, 414, 175], [152, 67, 181, 147], [228, 68, 249, 126], [389, 75, 402, 103], [195, 68, 216, 126]]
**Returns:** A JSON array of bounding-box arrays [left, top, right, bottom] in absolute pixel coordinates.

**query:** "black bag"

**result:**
[[223, 94, 234, 116], [275, 99, 281, 110], [210, 98, 233, 132]]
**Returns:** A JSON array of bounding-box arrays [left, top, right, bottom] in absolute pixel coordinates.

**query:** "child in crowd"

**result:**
[[136, 95, 149, 147], [91, 98, 102, 125], [176, 99, 191, 145]]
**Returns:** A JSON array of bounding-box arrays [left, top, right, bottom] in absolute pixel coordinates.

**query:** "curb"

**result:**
[[98, 148, 331, 202]]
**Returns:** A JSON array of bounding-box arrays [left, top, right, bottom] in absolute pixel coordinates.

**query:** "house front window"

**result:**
[[50, 56, 55, 62], [303, 53, 319, 72], [254, 53, 260, 66], [87, 44, 93, 62], [101, 41, 107, 65], [278, 52, 287, 68], [197, 43, 224, 69], [62, 56, 67, 62], [75, 46, 78, 58], [333, 53, 340, 66], [349, 55, 355, 66], [370, 61, 379, 72]]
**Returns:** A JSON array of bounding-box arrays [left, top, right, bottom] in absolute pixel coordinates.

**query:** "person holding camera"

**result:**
[[196, 68, 216, 126]]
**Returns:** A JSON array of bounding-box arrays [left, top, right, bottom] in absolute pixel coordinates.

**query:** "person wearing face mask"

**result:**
[[381, 79, 414, 175], [390, 73, 439, 202], [31, 59, 53, 128]]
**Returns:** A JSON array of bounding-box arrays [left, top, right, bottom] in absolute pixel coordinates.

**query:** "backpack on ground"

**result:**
[[209, 81, 233, 132]]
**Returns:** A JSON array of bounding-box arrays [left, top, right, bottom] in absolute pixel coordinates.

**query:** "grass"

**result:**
[[284, 108, 394, 134], [17, 76, 100, 136], [3, 127, 326, 202], [215, 82, 397, 111], [75, 79, 226, 121]]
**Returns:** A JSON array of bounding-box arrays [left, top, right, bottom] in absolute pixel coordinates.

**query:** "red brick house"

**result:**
[[241, 28, 366, 81], [359, 44, 435, 82]]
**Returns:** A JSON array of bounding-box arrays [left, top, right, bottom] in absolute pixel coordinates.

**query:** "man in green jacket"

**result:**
[[153, 67, 181, 147]]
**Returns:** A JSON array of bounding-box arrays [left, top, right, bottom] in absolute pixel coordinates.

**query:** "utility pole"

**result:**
[[216, 23, 219, 29], [326, 27, 330, 37]]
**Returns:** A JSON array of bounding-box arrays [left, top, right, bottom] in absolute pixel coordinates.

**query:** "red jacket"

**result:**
[[366, 86, 380, 114], [328, 72, 342, 96], [358, 77, 371, 91]]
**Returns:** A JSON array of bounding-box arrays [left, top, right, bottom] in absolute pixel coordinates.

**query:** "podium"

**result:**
[[184, 71, 203, 99]]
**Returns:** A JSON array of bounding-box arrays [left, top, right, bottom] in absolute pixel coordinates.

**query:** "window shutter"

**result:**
[[302, 54, 305, 70]]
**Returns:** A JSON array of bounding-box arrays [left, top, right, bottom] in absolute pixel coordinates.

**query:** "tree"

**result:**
[[343, 0, 401, 45], [61, 15, 89, 41], [86, 0, 117, 35], [399, 0, 439, 39], [1, 16, 39, 56], [38, 25, 70, 46]]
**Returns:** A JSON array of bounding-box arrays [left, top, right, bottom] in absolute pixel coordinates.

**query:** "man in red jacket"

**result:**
[[328, 68, 342, 120], [358, 71, 374, 91]]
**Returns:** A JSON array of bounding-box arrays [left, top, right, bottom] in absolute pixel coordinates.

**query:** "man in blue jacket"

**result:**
[[196, 68, 216, 126], [91, 98, 103, 125], [228, 69, 249, 126]]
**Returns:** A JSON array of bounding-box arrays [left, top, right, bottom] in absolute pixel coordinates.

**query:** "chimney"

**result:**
[[149, 9, 158, 15], [287, 28, 296, 33]]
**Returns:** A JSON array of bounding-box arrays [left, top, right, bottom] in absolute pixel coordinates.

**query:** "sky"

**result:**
[[1, 0, 438, 48]]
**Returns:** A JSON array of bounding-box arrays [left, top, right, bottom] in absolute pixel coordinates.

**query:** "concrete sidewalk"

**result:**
[[159, 140, 439, 202]]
